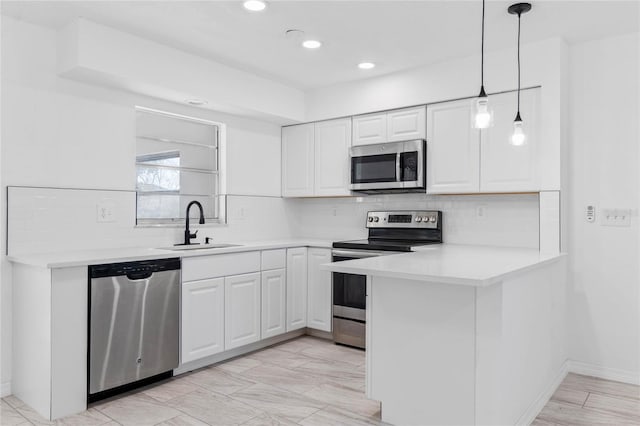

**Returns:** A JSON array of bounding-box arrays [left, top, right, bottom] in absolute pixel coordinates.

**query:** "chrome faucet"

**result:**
[[182, 200, 205, 245]]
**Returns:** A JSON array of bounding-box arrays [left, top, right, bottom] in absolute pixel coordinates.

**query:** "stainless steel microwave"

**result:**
[[350, 139, 426, 193]]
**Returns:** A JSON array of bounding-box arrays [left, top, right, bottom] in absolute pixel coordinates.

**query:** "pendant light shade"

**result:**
[[511, 113, 526, 146], [473, 0, 493, 129], [508, 2, 532, 146]]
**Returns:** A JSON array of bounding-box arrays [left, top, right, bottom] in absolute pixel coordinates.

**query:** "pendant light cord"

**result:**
[[517, 10, 521, 115], [481, 0, 485, 88]]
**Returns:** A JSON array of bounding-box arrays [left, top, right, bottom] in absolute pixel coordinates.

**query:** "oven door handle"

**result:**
[[332, 249, 397, 259]]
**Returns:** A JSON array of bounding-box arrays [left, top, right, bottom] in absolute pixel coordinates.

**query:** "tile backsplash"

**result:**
[[7, 187, 293, 256], [7, 187, 539, 256], [286, 193, 540, 249]]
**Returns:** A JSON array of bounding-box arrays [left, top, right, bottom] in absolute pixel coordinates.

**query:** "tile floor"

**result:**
[[1, 336, 639, 425]]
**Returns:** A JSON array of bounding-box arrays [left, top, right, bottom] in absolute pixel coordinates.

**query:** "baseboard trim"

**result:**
[[515, 360, 569, 426], [568, 360, 640, 385], [174, 329, 306, 375], [0, 381, 11, 398]]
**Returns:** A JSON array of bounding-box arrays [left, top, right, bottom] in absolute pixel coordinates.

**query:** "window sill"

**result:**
[[135, 220, 227, 228]]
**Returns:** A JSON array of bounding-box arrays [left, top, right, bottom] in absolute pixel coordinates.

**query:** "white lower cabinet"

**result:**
[[286, 247, 308, 331], [224, 272, 261, 350], [180, 247, 326, 364], [307, 248, 332, 332], [181, 278, 225, 363], [261, 269, 287, 339]]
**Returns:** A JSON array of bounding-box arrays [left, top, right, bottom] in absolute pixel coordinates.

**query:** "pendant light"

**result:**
[[508, 2, 532, 146], [473, 0, 493, 129]]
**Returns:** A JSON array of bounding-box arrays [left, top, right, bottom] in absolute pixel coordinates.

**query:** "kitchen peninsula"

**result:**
[[324, 244, 567, 426]]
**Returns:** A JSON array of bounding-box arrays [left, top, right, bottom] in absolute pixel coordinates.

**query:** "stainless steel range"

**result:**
[[331, 210, 442, 349]]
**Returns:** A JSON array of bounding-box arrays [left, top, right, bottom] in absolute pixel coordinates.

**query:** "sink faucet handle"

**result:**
[[190, 230, 198, 239]]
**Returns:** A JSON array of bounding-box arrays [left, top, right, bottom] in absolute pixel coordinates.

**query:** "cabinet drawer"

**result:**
[[182, 251, 261, 282], [261, 249, 286, 270]]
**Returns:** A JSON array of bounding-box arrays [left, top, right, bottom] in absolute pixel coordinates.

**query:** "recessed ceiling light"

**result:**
[[243, 0, 266, 12], [185, 99, 208, 106], [302, 40, 322, 49], [358, 62, 376, 70]]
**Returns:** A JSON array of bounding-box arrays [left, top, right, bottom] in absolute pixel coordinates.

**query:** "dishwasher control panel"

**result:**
[[89, 258, 180, 278]]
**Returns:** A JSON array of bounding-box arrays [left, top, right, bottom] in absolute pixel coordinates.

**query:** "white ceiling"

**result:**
[[2, 1, 638, 90]]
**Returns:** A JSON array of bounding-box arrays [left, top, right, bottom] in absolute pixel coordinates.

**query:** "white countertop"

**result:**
[[8, 239, 334, 269], [322, 244, 565, 287]]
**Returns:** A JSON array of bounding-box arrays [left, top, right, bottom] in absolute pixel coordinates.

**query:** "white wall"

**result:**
[[567, 33, 640, 381], [0, 16, 290, 391]]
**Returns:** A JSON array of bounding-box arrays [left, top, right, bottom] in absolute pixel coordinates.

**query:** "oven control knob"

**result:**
[[368, 217, 374, 222], [429, 216, 437, 223], [373, 216, 380, 222], [415, 216, 422, 222]]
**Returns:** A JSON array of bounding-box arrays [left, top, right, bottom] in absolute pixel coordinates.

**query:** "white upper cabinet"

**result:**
[[353, 106, 426, 146], [286, 247, 308, 332], [282, 123, 315, 197], [314, 118, 352, 196], [282, 121, 352, 198], [387, 106, 426, 142], [307, 248, 332, 332], [352, 112, 387, 146], [181, 278, 225, 364], [224, 272, 261, 350], [480, 88, 541, 192], [426, 88, 541, 194], [426, 100, 481, 194], [261, 269, 286, 339]]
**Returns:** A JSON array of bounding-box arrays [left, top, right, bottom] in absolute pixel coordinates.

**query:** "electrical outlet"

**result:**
[[96, 200, 116, 223], [476, 204, 488, 220], [601, 208, 631, 227]]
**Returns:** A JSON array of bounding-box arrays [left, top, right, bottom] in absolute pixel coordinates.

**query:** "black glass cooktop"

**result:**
[[332, 239, 441, 252]]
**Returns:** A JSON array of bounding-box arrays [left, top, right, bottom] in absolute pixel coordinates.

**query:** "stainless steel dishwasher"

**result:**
[[88, 258, 180, 401]]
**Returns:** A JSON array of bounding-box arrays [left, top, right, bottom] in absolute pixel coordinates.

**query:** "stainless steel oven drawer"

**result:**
[[333, 317, 365, 349]]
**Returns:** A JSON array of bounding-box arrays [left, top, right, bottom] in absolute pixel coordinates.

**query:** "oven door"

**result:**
[[331, 249, 389, 320], [332, 249, 396, 349], [350, 140, 425, 191]]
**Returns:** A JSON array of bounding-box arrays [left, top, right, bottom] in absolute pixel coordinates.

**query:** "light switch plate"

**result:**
[[96, 200, 116, 223], [601, 208, 631, 227], [586, 205, 595, 223]]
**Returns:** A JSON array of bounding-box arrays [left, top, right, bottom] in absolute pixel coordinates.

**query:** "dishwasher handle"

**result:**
[[126, 271, 153, 280]]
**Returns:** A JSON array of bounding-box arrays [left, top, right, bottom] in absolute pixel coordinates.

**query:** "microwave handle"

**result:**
[[395, 152, 402, 182]]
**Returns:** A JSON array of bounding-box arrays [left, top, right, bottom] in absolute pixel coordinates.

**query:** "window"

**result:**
[[135, 107, 224, 225]]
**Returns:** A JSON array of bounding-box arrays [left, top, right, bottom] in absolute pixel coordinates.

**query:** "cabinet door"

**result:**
[[387, 106, 426, 142], [181, 278, 225, 363], [282, 124, 315, 197], [286, 247, 308, 331], [261, 269, 286, 339], [224, 272, 261, 350], [352, 112, 387, 146], [426, 100, 480, 194], [480, 88, 540, 192], [307, 248, 332, 332], [314, 118, 352, 196]]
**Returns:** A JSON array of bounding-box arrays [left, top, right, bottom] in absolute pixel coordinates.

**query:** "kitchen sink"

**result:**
[[161, 243, 241, 251]]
